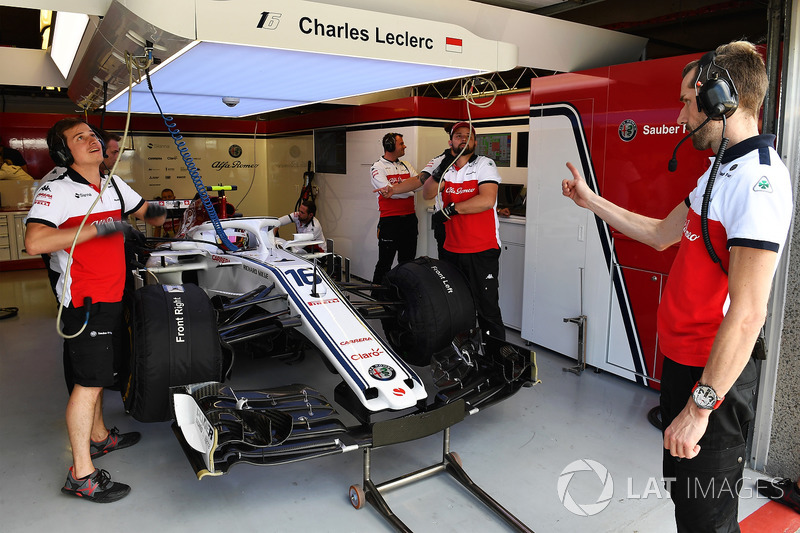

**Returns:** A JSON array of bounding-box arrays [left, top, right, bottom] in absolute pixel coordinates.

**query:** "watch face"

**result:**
[[693, 385, 716, 409]]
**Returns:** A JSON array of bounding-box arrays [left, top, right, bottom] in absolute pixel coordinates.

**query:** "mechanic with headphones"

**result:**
[[25, 118, 166, 503], [369, 132, 423, 285], [562, 41, 792, 532]]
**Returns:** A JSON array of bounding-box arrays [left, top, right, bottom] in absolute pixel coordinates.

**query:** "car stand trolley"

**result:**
[[348, 400, 534, 532]]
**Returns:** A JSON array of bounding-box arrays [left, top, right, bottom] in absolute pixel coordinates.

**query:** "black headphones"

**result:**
[[48, 123, 107, 167], [695, 51, 739, 120], [382, 132, 401, 153]]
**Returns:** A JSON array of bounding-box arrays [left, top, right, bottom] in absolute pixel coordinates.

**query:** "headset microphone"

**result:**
[[667, 116, 712, 172]]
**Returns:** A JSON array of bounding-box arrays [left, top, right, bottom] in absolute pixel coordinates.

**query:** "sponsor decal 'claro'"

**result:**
[[173, 296, 186, 343], [351, 347, 383, 361], [298, 17, 434, 49]]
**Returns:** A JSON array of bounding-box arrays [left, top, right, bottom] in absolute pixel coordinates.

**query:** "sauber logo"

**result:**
[[75, 192, 92, 199], [393, 388, 406, 396], [340, 337, 372, 346], [308, 298, 340, 306], [351, 347, 383, 361], [682, 219, 700, 242]]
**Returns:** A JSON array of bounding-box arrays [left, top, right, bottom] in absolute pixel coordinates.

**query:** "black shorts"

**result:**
[[62, 301, 123, 388]]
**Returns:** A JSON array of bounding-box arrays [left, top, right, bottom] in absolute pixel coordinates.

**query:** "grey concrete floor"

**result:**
[[0, 269, 773, 532]]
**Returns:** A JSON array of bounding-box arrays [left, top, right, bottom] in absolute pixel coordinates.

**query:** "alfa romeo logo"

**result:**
[[368, 364, 396, 381], [557, 459, 614, 516], [618, 119, 637, 142]]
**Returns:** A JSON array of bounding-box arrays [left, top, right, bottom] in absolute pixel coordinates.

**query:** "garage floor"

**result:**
[[0, 269, 786, 532]]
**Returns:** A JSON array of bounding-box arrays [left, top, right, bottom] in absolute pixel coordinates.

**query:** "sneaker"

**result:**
[[61, 467, 130, 503], [756, 477, 800, 513], [90, 427, 141, 459]]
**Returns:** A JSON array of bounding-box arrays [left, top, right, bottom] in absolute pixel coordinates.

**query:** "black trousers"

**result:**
[[372, 214, 418, 285], [661, 356, 757, 533], [440, 247, 505, 341]]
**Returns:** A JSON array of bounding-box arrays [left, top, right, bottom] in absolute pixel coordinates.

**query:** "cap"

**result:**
[[449, 121, 477, 138]]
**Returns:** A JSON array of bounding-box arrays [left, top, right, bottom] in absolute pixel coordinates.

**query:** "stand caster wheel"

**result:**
[[349, 484, 366, 509]]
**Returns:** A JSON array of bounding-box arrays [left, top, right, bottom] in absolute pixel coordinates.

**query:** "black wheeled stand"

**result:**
[[347, 400, 534, 532]]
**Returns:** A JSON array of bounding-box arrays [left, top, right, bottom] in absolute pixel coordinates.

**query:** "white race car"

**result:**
[[125, 216, 534, 479]]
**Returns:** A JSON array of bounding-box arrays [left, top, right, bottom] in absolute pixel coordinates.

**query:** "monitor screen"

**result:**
[[475, 133, 512, 167], [497, 183, 523, 208]]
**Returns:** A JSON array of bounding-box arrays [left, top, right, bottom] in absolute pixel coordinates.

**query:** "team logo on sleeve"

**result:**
[[753, 176, 773, 192]]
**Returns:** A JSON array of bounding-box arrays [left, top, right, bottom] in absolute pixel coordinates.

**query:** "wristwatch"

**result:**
[[691, 382, 724, 410]]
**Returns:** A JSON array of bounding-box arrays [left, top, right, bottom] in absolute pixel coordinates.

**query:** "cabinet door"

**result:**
[[14, 214, 32, 260], [499, 243, 524, 329], [606, 265, 666, 383], [0, 214, 11, 261]]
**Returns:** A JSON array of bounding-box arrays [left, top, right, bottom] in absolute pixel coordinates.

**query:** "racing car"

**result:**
[[124, 215, 536, 480]]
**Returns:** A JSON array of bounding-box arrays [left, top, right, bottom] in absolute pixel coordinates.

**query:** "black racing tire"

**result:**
[[384, 257, 476, 366], [124, 283, 225, 422]]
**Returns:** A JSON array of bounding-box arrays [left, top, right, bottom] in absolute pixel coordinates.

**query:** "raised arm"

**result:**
[[562, 162, 686, 250]]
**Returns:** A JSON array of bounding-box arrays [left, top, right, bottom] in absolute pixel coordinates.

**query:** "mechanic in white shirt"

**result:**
[[273, 200, 327, 253]]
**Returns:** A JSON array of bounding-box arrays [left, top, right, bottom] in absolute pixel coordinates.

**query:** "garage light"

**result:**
[[68, 0, 517, 118]]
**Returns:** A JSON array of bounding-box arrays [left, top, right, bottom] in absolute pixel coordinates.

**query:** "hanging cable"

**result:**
[[143, 68, 237, 251], [434, 76, 498, 211], [700, 115, 729, 275], [55, 50, 141, 339]]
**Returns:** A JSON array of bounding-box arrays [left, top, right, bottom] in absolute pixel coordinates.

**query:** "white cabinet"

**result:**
[[498, 219, 525, 330], [0, 214, 11, 261], [13, 214, 32, 260], [0, 211, 32, 263]]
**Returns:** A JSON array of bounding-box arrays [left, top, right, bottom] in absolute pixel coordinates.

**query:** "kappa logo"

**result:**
[[753, 176, 773, 192]]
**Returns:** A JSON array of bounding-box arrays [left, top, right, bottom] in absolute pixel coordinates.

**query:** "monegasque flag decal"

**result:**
[[446, 37, 463, 53]]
